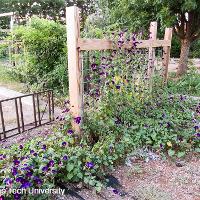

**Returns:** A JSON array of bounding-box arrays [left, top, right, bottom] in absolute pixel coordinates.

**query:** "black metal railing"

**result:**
[[0, 90, 54, 141]]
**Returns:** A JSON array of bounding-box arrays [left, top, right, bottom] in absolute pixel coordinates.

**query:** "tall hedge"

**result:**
[[13, 17, 68, 94]]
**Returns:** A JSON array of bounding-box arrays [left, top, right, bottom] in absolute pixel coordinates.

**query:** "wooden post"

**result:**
[[66, 6, 82, 132], [148, 22, 157, 74], [10, 15, 14, 66], [162, 28, 173, 84], [147, 22, 157, 87]]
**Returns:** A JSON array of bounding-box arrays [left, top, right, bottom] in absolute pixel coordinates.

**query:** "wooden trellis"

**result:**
[[66, 6, 172, 131]]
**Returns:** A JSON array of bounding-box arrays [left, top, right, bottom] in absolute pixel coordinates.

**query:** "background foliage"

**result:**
[[12, 17, 68, 94]]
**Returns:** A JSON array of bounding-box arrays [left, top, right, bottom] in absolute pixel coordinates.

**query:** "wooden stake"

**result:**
[[147, 22, 157, 78], [66, 6, 82, 132], [162, 28, 173, 84]]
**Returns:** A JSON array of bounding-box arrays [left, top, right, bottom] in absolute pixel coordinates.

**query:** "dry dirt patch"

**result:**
[[54, 155, 200, 200]]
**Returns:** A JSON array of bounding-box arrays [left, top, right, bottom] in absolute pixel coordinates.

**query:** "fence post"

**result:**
[[66, 6, 82, 132], [163, 28, 173, 84], [147, 22, 157, 88]]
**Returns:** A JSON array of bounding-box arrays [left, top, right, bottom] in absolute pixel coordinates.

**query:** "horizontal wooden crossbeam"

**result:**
[[0, 29, 11, 32], [78, 38, 171, 51], [0, 12, 14, 17], [0, 40, 9, 44], [0, 40, 22, 45]]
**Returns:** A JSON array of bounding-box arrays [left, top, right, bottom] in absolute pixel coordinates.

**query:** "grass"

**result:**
[[167, 67, 200, 97], [0, 64, 24, 92]]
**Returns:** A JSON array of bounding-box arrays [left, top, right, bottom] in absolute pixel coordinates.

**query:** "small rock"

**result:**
[[77, 182, 83, 189], [175, 160, 185, 167]]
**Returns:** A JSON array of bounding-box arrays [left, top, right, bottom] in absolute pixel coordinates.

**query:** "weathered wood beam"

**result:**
[[162, 28, 173, 84], [147, 21, 157, 80], [78, 38, 171, 51], [66, 6, 82, 132], [0, 12, 14, 17], [0, 29, 11, 33]]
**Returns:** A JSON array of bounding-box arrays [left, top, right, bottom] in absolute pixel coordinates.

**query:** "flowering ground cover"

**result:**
[[0, 84, 200, 199]]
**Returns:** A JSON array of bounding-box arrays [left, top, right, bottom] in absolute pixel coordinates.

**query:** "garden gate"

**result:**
[[66, 6, 173, 132]]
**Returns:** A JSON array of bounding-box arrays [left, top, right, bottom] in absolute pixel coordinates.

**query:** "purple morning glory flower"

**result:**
[[194, 125, 199, 131], [48, 160, 54, 167], [160, 144, 163, 149], [30, 150, 34, 154], [180, 95, 186, 101], [74, 117, 81, 124], [13, 160, 20, 166], [0, 154, 5, 160], [0, 195, 5, 200], [4, 178, 12, 185], [63, 155, 68, 160], [177, 136, 183, 141], [116, 85, 120, 90], [113, 189, 119, 194], [20, 157, 25, 161], [14, 193, 21, 200], [166, 122, 171, 128], [86, 162, 94, 169], [192, 118, 197, 123], [196, 133, 200, 137], [91, 63, 97, 71], [16, 177, 23, 183], [20, 181, 32, 189], [52, 170, 58, 174], [115, 117, 121, 125], [33, 153, 38, 157], [42, 144, 47, 150], [26, 172, 33, 177], [19, 145, 23, 150], [62, 141, 67, 146], [42, 166, 48, 172], [68, 129, 74, 135], [34, 176, 43, 185]]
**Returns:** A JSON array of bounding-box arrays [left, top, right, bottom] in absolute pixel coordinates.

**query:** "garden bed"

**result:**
[[0, 88, 199, 200], [53, 154, 200, 200]]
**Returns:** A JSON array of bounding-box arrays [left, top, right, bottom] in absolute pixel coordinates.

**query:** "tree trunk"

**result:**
[[176, 39, 191, 77]]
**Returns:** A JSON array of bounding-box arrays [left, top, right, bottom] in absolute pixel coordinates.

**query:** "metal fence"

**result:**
[[0, 90, 54, 141]]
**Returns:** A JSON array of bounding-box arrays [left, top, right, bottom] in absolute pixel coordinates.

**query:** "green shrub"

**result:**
[[11, 17, 68, 94], [167, 67, 200, 97], [171, 35, 181, 58], [190, 39, 200, 58]]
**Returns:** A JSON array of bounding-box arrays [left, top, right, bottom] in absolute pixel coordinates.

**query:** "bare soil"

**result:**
[[54, 155, 200, 200]]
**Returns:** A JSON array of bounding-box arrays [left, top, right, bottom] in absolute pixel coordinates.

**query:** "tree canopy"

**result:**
[[108, 0, 200, 75], [0, 0, 95, 28]]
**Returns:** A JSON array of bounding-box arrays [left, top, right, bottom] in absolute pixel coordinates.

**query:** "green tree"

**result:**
[[0, 0, 95, 27], [108, 0, 200, 76]]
